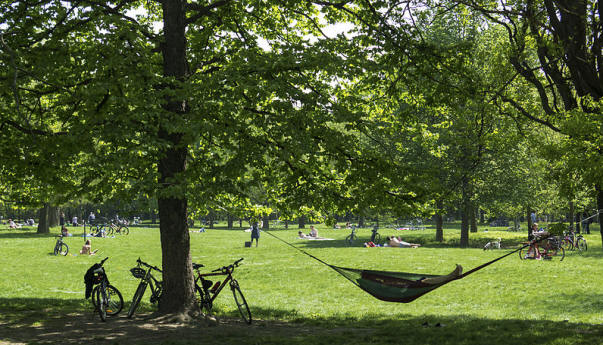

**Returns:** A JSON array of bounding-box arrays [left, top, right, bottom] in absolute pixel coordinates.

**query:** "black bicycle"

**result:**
[[193, 258, 251, 324], [53, 234, 69, 256], [89, 257, 124, 321], [128, 258, 163, 318], [370, 226, 381, 244], [345, 226, 358, 246]]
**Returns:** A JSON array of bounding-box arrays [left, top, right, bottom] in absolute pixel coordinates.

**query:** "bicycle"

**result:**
[[107, 219, 129, 236], [53, 234, 69, 256], [519, 236, 565, 261], [559, 231, 588, 252], [345, 226, 358, 246], [88, 257, 124, 321], [193, 258, 251, 324], [370, 226, 381, 244], [127, 258, 163, 318]]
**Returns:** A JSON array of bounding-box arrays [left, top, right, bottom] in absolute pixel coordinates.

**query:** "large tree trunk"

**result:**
[[263, 213, 270, 230], [227, 215, 234, 229], [37, 203, 50, 234], [157, 0, 195, 315], [298, 216, 306, 229]]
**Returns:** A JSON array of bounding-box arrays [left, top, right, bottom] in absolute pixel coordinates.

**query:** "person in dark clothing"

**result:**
[[251, 222, 260, 247]]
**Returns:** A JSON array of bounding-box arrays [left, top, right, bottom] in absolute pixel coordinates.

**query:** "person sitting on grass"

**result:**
[[387, 236, 421, 248], [309, 225, 318, 237], [8, 219, 19, 229], [298, 231, 308, 239], [61, 225, 72, 237], [80, 239, 98, 255]]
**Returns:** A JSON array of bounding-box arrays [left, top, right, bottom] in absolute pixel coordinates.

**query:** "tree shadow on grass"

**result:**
[[0, 230, 57, 239], [0, 297, 601, 345]]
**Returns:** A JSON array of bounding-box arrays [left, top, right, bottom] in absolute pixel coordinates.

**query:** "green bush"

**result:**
[[547, 222, 567, 236]]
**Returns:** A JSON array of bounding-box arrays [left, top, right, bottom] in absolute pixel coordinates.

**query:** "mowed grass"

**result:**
[[0, 223, 602, 344]]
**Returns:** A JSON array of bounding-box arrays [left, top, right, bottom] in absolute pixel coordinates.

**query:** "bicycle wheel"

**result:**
[[53, 243, 60, 255], [127, 282, 147, 318], [58, 243, 68, 256], [230, 280, 251, 324], [91, 285, 99, 309], [104, 284, 124, 315], [96, 285, 107, 321], [346, 234, 356, 246], [195, 285, 212, 314], [519, 247, 530, 260], [560, 238, 573, 251], [544, 245, 565, 261], [106, 226, 114, 236], [121, 226, 129, 235], [576, 237, 587, 251]]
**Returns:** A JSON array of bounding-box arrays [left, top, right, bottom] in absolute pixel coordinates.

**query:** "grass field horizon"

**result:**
[[1, 222, 602, 344]]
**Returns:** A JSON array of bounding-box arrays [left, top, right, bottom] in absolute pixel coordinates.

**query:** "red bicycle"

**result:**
[[519, 236, 565, 261], [193, 258, 251, 324]]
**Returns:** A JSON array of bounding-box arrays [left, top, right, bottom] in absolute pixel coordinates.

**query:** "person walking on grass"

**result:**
[[251, 221, 260, 247]]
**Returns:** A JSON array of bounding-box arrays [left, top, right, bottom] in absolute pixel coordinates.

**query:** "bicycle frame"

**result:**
[[195, 270, 233, 304], [193, 258, 251, 324], [144, 269, 162, 299]]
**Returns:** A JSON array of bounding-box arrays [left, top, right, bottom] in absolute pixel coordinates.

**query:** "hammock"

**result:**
[[265, 231, 530, 303]]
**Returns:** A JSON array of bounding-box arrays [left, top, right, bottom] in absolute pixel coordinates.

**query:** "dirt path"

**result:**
[[0, 311, 363, 345]]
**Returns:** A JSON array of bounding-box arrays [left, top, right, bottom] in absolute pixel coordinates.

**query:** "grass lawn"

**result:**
[[0, 223, 602, 344]]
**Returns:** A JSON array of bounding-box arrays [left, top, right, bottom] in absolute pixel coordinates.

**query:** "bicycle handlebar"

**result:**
[[136, 257, 162, 272], [211, 258, 244, 273], [99, 257, 109, 266]]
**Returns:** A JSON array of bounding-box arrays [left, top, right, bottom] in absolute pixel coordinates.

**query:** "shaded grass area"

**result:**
[[0, 224, 602, 344]]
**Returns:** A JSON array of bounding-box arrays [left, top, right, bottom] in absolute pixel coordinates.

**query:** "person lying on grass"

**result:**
[[387, 236, 421, 248]]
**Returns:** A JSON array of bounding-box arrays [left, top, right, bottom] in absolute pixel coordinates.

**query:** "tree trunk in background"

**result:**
[[577, 213, 582, 234], [470, 203, 478, 233], [284, 220, 289, 229], [227, 215, 234, 229], [435, 200, 444, 242], [37, 203, 50, 234], [435, 212, 443, 242], [460, 181, 470, 247], [527, 208, 533, 239], [239, 218, 243, 228], [358, 216, 365, 228], [298, 216, 306, 228], [263, 214, 270, 229], [48, 206, 59, 227], [597, 184, 603, 250], [569, 200, 575, 231]]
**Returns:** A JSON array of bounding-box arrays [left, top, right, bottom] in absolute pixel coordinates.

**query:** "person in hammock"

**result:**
[[361, 264, 463, 289], [420, 264, 463, 285]]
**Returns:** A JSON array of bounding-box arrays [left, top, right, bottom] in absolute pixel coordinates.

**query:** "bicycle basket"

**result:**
[[93, 273, 104, 284], [130, 267, 146, 279]]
